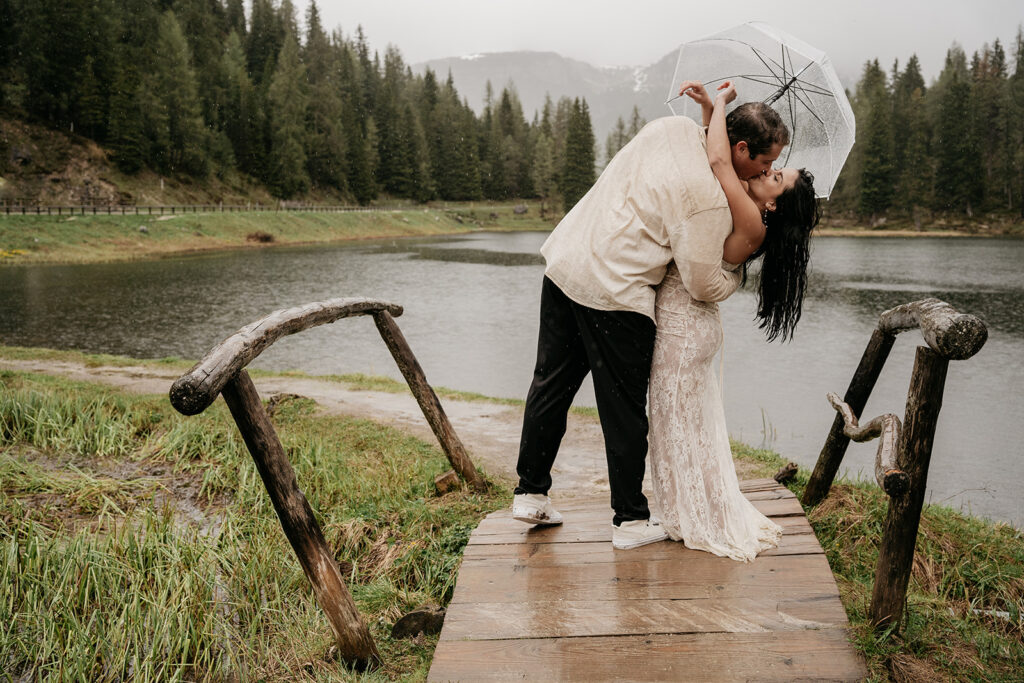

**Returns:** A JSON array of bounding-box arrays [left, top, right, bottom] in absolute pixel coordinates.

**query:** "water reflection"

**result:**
[[0, 232, 1021, 526]]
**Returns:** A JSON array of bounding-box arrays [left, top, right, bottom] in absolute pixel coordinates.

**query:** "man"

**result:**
[[512, 102, 789, 550]]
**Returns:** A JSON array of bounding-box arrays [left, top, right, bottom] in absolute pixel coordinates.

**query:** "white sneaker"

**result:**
[[512, 493, 563, 526], [612, 518, 668, 550]]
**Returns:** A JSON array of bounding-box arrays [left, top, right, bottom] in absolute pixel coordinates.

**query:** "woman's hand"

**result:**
[[679, 80, 712, 107], [679, 80, 714, 126], [715, 80, 737, 105]]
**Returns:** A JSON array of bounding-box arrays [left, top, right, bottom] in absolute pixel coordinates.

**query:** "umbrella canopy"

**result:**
[[667, 22, 855, 198]]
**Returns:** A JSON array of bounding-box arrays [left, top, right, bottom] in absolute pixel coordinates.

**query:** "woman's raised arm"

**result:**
[[706, 83, 767, 265]]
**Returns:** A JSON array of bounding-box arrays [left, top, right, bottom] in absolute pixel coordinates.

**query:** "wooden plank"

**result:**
[[460, 531, 823, 567], [449, 553, 839, 605], [469, 511, 814, 546], [430, 482, 864, 681], [428, 629, 866, 682], [440, 593, 850, 641]]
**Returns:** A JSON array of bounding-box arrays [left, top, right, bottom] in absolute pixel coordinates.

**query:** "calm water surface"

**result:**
[[2, 232, 1022, 525]]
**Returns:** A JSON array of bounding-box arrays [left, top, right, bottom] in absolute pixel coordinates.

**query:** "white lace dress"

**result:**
[[648, 263, 782, 562]]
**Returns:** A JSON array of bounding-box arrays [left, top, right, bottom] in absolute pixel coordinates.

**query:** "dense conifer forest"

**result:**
[[1, 0, 1022, 222], [0, 0, 597, 209], [832, 34, 1024, 221]]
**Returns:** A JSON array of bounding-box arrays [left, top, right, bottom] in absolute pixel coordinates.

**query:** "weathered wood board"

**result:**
[[429, 479, 866, 682]]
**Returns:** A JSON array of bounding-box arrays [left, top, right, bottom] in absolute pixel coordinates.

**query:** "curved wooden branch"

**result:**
[[170, 298, 403, 415], [877, 298, 987, 360], [827, 392, 908, 497]]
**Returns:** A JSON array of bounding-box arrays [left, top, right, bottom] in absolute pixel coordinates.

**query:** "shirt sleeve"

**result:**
[[669, 207, 742, 303]]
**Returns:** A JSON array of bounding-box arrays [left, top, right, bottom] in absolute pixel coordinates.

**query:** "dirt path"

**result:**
[[1, 358, 759, 503]]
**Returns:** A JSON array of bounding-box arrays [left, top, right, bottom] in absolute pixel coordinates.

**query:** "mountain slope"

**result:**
[[414, 50, 679, 149]]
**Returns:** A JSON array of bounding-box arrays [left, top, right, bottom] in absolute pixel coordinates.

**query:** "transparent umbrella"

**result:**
[[666, 22, 855, 198]]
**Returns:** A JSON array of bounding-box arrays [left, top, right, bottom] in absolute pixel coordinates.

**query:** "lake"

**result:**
[[1, 231, 1021, 526]]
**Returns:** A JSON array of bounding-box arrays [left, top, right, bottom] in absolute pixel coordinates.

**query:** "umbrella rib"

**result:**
[[750, 47, 785, 86], [733, 75, 797, 87], [785, 79, 836, 97], [789, 86, 826, 126]]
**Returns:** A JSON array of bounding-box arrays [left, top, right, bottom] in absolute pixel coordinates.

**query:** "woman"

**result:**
[[647, 81, 820, 561]]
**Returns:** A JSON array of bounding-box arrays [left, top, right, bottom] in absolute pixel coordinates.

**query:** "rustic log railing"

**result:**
[[169, 297, 486, 669], [801, 298, 987, 629]]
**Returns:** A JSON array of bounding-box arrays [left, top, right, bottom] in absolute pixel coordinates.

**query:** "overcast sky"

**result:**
[[296, 0, 1023, 83]]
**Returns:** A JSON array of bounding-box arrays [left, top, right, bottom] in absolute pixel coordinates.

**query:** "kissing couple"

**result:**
[[512, 80, 820, 560]]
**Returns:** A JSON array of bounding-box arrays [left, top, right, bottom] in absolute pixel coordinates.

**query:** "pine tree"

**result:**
[[108, 65, 147, 173], [75, 56, 107, 140], [225, 0, 246, 37], [454, 98, 483, 200], [221, 30, 264, 176], [0, 0, 16, 109], [971, 41, 1009, 210], [891, 57, 925, 193], [531, 132, 558, 215], [1009, 26, 1024, 215], [604, 116, 627, 167], [172, 0, 226, 127], [247, 0, 282, 85], [892, 56, 931, 220], [856, 60, 895, 219], [148, 10, 210, 177], [266, 34, 309, 197], [303, 1, 347, 191], [375, 46, 416, 197], [404, 100, 435, 202], [934, 45, 983, 215], [338, 41, 375, 203], [628, 105, 645, 137], [561, 97, 596, 211]]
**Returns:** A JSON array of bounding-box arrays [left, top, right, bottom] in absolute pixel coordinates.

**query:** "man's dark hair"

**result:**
[[726, 103, 790, 158]]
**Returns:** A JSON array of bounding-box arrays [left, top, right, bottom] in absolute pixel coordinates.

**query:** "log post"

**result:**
[[869, 346, 949, 629], [221, 370, 380, 668], [803, 328, 896, 506], [372, 310, 488, 492]]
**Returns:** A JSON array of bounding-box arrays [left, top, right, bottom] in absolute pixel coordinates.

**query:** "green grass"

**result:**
[[730, 442, 1024, 681], [0, 202, 555, 265], [3, 346, 1021, 679], [0, 370, 509, 680]]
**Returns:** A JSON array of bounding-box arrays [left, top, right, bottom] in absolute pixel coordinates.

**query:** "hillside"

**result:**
[[0, 118, 287, 208]]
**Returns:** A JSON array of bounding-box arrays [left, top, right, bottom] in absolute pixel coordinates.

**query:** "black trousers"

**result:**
[[516, 277, 657, 525]]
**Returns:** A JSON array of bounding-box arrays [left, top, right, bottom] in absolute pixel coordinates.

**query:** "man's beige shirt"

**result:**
[[542, 116, 741, 321]]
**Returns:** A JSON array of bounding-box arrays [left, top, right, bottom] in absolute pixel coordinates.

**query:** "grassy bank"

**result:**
[[0, 202, 554, 265], [818, 212, 1024, 238], [733, 441, 1024, 681], [0, 369, 510, 680], [1, 346, 1021, 679]]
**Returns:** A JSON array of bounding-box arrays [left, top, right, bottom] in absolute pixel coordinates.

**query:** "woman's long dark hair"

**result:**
[[742, 168, 821, 342]]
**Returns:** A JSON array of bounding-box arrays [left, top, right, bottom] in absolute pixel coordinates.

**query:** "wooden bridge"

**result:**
[[429, 479, 867, 681]]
